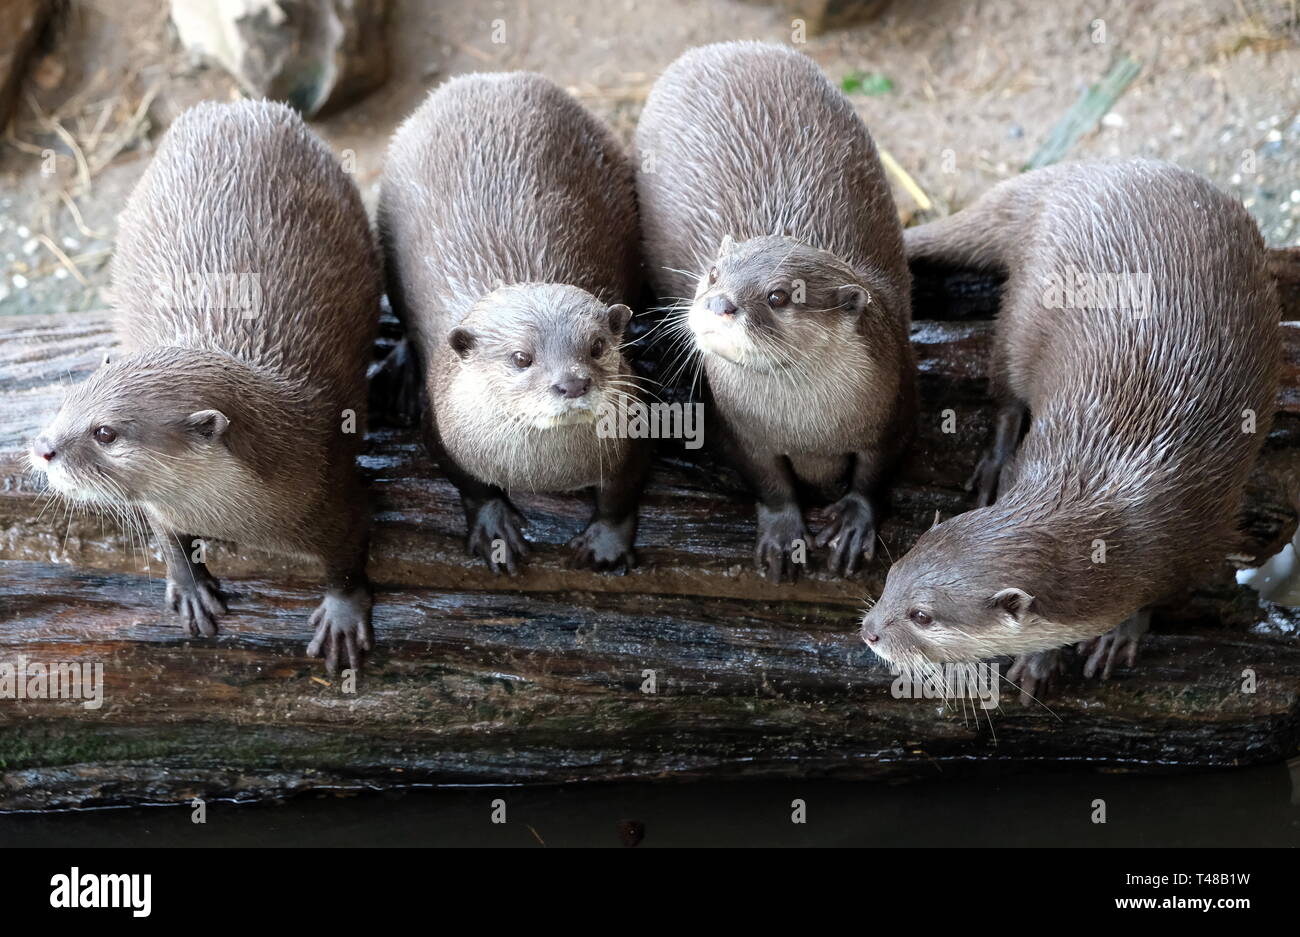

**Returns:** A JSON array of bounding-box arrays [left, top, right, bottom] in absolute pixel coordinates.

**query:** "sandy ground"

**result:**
[[0, 0, 1297, 317]]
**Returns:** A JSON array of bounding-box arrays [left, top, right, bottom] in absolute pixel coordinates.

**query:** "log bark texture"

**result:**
[[0, 261, 1297, 811]]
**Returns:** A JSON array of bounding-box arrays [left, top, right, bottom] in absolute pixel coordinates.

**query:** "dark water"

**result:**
[[3, 763, 1298, 847]]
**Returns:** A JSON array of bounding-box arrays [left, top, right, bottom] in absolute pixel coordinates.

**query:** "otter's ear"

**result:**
[[448, 327, 476, 359], [607, 303, 632, 335], [838, 285, 870, 315], [990, 587, 1036, 621], [185, 409, 229, 441]]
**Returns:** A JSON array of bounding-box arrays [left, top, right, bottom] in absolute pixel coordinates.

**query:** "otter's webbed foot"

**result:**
[[166, 569, 227, 638], [755, 503, 809, 583], [1078, 609, 1149, 681], [306, 588, 374, 675], [965, 450, 1006, 508], [466, 498, 530, 575], [966, 401, 1027, 507], [814, 492, 877, 577], [568, 516, 636, 573], [1006, 648, 1064, 706]]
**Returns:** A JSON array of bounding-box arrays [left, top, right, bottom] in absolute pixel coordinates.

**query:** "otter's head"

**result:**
[[29, 348, 265, 510], [447, 283, 633, 430], [860, 510, 1055, 668], [687, 235, 871, 373]]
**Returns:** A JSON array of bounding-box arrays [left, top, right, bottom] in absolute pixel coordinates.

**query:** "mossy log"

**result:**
[[0, 261, 1297, 811]]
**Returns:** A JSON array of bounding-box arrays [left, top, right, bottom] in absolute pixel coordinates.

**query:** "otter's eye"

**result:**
[[909, 609, 933, 627], [767, 289, 790, 308], [707, 267, 719, 285], [511, 351, 533, 370], [93, 426, 118, 446], [590, 339, 606, 359]]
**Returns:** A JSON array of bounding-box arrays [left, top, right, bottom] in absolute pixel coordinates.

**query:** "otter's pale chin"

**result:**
[[533, 409, 598, 430]]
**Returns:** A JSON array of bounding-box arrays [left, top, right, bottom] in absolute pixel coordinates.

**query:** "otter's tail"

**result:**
[[904, 170, 1054, 271]]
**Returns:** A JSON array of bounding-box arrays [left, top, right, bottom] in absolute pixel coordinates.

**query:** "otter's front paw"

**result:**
[[166, 570, 227, 638], [466, 498, 530, 575], [1078, 611, 1148, 680], [568, 517, 636, 573], [1006, 649, 1064, 706], [306, 589, 374, 675], [755, 503, 809, 583], [814, 492, 877, 577]]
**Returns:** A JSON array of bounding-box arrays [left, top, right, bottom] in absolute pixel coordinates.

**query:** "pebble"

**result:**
[[15, 225, 29, 238], [12, 274, 28, 289]]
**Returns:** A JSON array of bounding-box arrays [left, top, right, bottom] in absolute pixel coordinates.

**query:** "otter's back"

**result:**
[[110, 100, 380, 398], [635, 41, 906, 319], [379, 73, 639, 358], [1004, 161, 1279, 519]]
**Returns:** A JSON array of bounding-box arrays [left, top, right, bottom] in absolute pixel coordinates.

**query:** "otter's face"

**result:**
[[860, 515, 1044, 667], [687, 235, 869, 372], [447, 284, 633, 431], [29, 358, 235, 509]]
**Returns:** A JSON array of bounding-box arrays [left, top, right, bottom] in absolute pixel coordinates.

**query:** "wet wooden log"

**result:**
[[0, 263, 1297, 810]]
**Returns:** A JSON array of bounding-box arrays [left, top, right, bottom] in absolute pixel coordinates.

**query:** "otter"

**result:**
[[379, 73, 647, 574], [861, 160, 1281, 700], [635, 41, 916, 582], [28, 101, 381, 674]]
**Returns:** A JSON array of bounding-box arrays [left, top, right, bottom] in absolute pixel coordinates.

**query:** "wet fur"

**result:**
[[379, 73, 646, 569], [634, 41, 915, 577], [33, 100, 381, 666], [865, 159, 1281, 665]]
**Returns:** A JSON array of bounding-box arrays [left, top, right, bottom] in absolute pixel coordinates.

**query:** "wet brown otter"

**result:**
[[635, 41, 916, 582], [28, 100, 382, 673], [861, 160, 1281, 699], [380, 73, 648, 574]]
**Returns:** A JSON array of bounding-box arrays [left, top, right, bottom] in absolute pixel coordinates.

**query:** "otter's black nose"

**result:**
[[34, 437, 56, 462], [552, 377, 591, 399], [708, 295, 738, 318]]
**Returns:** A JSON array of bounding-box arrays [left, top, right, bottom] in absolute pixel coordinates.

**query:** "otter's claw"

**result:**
[[306, 589, 374, 675], [965, 450, 1004, 508], [568, 517, 636, 573], [466, 498, 530, 575], [166, 571, 226, 638], [813, 492, 877, 577], [1006, 649, 1064, 706], [1078, 610, 1148, 680], [755, 503, 809, 583]]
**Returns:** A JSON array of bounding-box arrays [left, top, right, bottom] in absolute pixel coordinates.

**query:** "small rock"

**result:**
[[0, 0, 55, 128], [777, 0, 891, 35], [1101, 112, 1124, 128], [12, 274, 28, 289], [170, 0, 391, 117]]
